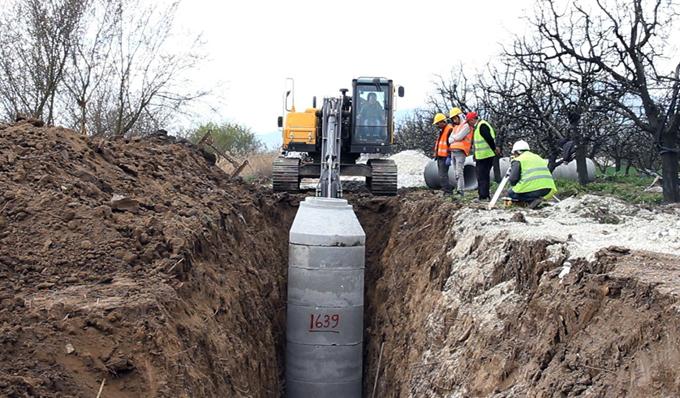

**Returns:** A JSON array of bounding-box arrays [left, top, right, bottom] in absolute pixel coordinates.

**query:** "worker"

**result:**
[[547, 137, 576, 172], [447, 107, 472, 198], [432, 112, 454, 196], [359, 93, 385, 124], [467, 112, 500, 201], [357, 92, 386, 141], [507, 140, 557, 208]]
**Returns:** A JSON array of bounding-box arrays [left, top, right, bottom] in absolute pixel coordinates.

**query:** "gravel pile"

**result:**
[[389, 150, 429, 188]]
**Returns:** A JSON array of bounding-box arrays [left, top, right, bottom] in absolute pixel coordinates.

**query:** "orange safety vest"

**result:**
[[449, 123, 473, 156], [434, 124, 453, 157]]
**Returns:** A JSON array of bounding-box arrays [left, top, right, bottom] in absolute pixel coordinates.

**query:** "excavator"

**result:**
[[273, 77, 404, 197]]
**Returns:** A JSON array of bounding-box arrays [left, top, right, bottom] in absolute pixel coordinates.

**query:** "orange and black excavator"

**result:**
[[273, 77, 404, 197]]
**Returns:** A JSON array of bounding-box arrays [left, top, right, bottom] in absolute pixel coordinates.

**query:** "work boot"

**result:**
[[528, 198, 542, 209], [457, 190, 464, 198]]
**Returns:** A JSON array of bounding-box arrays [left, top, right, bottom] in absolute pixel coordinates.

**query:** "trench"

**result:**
[[6, 125, 679, 397], [261, 193, 460, 396], [257, 193, 680, 397], [7, 186, 680, 397]]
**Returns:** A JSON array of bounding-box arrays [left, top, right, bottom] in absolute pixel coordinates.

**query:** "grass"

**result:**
[[554, 175, 663, 205], [435, 172, 663, 206], [474, 174, 663, 205]]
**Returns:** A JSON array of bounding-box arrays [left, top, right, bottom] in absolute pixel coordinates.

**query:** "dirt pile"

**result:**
[[0, 122, 298, 397]]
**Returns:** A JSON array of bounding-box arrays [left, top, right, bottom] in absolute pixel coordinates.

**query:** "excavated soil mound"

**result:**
[[0, 122, 299, 397]]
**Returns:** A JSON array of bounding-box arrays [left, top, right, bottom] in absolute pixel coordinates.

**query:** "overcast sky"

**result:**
[[173, 0, 537, 135]]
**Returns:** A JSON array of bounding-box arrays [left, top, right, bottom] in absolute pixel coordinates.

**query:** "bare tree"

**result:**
[[395, 109, 438, 155], [0, 0, 208, 137], [428, 65, 477, 114], [62, 0, 120, 135], [527, 0, 680, 201], [106, 0, 207, 137], [0, 0, 85, 123]]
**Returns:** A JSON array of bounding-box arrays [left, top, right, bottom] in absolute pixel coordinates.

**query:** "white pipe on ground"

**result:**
[[424, 157, 596, 190]]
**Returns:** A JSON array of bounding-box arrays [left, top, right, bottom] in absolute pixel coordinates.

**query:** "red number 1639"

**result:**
[[309, 313, 340, 331]]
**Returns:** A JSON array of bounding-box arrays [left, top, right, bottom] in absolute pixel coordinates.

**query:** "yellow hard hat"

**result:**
[[449, 107, 463, 118], [432, 113, 446, 125]]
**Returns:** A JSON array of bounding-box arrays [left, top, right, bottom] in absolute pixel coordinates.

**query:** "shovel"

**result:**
[[488, 167, 511, 210]]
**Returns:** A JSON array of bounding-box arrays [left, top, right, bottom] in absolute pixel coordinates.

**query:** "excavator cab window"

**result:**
[[354, 85, 388, 144]]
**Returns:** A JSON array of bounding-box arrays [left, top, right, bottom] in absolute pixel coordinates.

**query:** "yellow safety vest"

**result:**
[[513, 151, 557, 199], [473, 120, 496, 160]]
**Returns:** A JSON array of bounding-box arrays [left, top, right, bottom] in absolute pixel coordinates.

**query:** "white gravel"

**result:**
[[452, 194, 680, 260], [389, 150, 429, 188]]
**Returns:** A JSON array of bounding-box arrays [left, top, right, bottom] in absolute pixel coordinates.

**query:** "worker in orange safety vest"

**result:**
[[447, 107, 473, 198], [432, 113, 453, 195]]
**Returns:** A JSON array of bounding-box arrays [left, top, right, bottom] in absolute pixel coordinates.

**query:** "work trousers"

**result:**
[[508, 188, 551, 202], [475, 156, 494, 199], [450, 150, 466, 193], [437, 157, 453, 194]]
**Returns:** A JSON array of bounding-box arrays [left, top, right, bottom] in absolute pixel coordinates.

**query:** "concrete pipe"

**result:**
[[461, 156, 478, 191], [423, 157, 479, 191], [490, 157, 512, 181], [287, 197, 366, 398], [423, 159, 440, 189], [425, 156, 596, 190], [552, 158, 596, 182], [424, 156, 503, 191], [490, 157, 595, 181]]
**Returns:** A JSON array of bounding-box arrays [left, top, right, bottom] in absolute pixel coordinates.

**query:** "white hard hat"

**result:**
[[512, 140, 530, 152]]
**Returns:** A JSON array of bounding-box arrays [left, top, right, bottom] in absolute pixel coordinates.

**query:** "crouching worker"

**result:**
[[508, 140, 557, 208]]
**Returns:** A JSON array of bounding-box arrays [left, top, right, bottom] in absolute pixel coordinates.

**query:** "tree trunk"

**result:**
[[660, 129, 679, 202], [80, 101, 87, 136], [615, 157, 622, 173], [572, 122, 589, 185], [625, 162, 632, 176]]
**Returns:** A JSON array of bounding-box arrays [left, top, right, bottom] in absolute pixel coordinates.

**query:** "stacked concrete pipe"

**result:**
[[424, 157, 595, 190], [286, 197, 365, 397]]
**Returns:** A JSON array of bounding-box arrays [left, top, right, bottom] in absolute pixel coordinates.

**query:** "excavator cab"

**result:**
[[350, 78, 393, 153]]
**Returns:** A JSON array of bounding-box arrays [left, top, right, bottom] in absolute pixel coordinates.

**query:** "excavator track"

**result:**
[[367, 159, 397, 196], [272, 157, 300, 192]]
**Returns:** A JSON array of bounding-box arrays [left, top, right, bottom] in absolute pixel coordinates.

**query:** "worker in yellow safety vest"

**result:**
[[508, 140, 557, 208], [447, 107, 472, 198], [466, 112, 500, 201], [432, 113, 453, 195]]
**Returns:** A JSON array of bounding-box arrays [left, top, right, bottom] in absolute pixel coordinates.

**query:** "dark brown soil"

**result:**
[[0, 121, 299, 397]]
